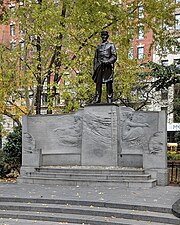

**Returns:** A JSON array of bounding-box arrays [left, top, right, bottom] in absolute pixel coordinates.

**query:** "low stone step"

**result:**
[[29, 172, 151, 180], [37, 166, 145, 175], [0, 197, 172, 214], [0, 201, 178, 224], [0, 208, 178, 225], [19, 166, 156, 188], [18, 176, 157, 188]]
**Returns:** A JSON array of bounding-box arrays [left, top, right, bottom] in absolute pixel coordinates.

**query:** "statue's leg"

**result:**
[[95, 82, 102, 103], [106, 81, 113, 103]]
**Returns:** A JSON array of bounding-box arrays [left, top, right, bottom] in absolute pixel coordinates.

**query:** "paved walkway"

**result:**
[[0, 182, 179, 224], [0, 182, 179, 207]]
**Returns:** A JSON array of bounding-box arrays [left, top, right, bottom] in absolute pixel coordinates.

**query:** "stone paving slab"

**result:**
[[0, 218, 174, 225], [0, 182, 179, 208], [0, 218, 76, 225]]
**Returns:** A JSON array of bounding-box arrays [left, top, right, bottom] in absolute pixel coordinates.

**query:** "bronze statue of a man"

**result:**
[[92, 31, 117, 103]]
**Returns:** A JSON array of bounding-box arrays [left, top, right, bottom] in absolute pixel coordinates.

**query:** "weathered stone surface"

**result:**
[[118, 108, 168, 186], [81, 104, 118, 166], [24, 110, 83, 155], [21, 105, 168, 186], [119, 108, 159, 155], [42, 154, 81, 166], [21, 116, 42, 174], [143, 111, 168, 185], [118, 154, 143, 168]]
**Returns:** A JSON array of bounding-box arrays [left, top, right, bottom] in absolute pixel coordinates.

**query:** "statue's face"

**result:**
[[101, 34, 108, 42]]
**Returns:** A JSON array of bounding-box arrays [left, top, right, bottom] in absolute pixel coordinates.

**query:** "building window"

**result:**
[[128, 48, 133, 59], [10, 24, 15, 36], [137, 47, 144, 59], [138, 6, 144, 19], [161, 60, 168, 66], [10, 41, 16, 49], [19, 23, 24, 35], [42, 93, 47, 106], [161, 90, 168, 100], [138, 26, 144, 40], [175, 14, 180, 30], [19, 40, 25, 51]]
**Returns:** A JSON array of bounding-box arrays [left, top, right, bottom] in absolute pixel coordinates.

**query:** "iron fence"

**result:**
[[168, 160, 180, 185]]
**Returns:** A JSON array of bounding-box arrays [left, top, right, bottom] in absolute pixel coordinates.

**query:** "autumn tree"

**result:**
[[0, 0, 178, 121], [125, 61, 180, 111]]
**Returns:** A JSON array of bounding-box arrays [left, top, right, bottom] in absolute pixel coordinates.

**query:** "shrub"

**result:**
[[0, 127, 22, 178], [0, 149, 7, 178], [167, 152, 180, 160]]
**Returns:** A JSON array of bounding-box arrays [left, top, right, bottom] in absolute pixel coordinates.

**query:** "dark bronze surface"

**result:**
[[93, 31, 117, 103]]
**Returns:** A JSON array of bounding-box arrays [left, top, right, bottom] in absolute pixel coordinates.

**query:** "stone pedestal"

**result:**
[[20, 105, 169, 186]]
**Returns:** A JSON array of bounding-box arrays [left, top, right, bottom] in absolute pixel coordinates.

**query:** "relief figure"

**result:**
[[23, 132, 36, 153], [122, 112, 149, 146], [148, 131, 164, 154], [54, 115, 82, 147]]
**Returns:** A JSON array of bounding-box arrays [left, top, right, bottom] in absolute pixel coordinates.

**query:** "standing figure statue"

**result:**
[[92, 31, 117, 103]]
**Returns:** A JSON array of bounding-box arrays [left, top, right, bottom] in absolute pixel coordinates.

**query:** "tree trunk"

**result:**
[[47, 73, 52, 114], [35, 35, 42, 114], [46, 2, 66, 114], [35, 84, 42, 114], [35, 0, 42, 114]]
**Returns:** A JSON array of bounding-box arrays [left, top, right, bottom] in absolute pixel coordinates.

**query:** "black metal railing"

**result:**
[[168, 160, 180, 185]]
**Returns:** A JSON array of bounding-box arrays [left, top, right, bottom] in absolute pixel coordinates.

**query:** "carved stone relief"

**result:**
[[83, 112, 112, 144], [81, 106, 118, 166], [148, 131, 164, 154], [53, 115, 82, 147], [121, 112, 150, 151], [23, 132, 36, 153]]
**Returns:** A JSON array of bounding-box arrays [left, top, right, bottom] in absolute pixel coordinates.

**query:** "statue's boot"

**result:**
[[107, 94, 113, 103], [95, 93, 101, 103], [106, 82, 113, 103], [94, 83, 102, 103]]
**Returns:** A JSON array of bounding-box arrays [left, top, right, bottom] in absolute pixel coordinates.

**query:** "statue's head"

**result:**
[[101, 31, 109, 42]]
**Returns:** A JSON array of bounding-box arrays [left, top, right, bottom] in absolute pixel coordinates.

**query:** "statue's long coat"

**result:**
[[93, 41, 117, 83]]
